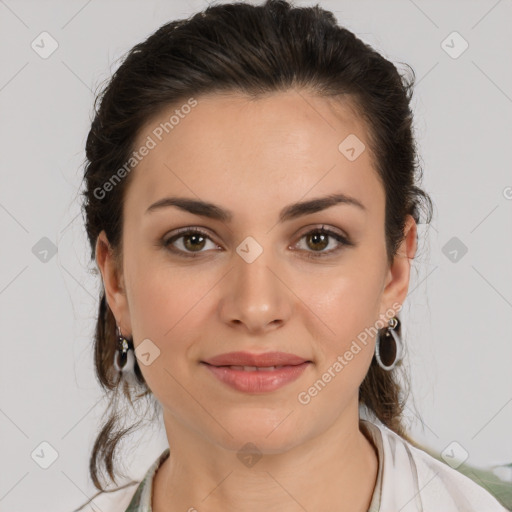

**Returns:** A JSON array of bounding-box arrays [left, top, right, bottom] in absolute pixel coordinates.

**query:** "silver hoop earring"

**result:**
[[113, 325, 135, 374], [375, 316, 403, 371]]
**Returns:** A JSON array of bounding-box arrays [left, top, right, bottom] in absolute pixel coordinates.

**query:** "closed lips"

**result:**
[[216, 365, 287, 371], [201, 356, 312, 393], [202, 351, 311, 367]]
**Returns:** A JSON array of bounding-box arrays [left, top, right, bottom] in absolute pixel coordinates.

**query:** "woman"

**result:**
[[74, 0, 508, 510]]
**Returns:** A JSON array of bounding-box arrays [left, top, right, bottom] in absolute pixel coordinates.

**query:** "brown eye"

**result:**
[[163, 228, 218, 257], [305, 231, 330, 251], [294, 226, 352, 259], [182, 233, 207, 251]]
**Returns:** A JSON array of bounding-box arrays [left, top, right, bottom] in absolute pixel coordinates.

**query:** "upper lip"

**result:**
[[202, 351, 311, 367]]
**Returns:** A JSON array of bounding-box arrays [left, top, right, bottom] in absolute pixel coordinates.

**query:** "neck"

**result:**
[[152, 404, 379, 512]]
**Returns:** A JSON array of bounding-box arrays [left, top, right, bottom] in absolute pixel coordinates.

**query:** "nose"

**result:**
[[218, 246, 292, 334]]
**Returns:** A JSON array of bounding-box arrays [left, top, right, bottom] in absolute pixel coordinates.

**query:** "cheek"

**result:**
[[127, 264, 208, 341], [293, 276, 380, 418], [303, 263, 384, 335], [295, 259, 384, 383], [124, 262, 209, 406]]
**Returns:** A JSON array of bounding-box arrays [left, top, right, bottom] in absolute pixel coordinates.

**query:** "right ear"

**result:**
[[95, 230, 131, 333]]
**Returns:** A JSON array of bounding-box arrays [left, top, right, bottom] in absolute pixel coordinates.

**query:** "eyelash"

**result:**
[[162, 225, 353, 260]]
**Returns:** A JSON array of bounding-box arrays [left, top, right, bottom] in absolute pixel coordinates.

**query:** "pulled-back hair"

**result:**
[[80, 0, 433, 499]]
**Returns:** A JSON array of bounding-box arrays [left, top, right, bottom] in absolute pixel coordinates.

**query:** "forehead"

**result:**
[[126, 90, 383, 221]]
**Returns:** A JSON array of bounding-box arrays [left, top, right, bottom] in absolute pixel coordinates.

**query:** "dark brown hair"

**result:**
[[78, 0, 433, 503]]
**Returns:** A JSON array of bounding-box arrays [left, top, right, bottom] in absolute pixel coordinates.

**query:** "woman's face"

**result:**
[[98, 90, 416, 453]]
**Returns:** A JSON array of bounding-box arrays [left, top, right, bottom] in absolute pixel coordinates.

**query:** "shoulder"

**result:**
[[71, 482, 139, 512], [71, 448, 170, 512], [404, 441, 507, 511], [362, 420, 509, 512]]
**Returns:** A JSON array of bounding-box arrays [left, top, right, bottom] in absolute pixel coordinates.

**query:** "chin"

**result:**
[[207, 409, 307, 454]]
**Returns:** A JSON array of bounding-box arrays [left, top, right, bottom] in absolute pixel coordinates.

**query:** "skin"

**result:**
[[96, 89, 417, 512]]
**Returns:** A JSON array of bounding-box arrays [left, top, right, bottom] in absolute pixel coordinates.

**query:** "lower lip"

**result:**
[[201, 362, 311, 393]]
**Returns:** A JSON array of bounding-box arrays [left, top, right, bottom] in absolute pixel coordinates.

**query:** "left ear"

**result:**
[[380, 214, 418, 314]]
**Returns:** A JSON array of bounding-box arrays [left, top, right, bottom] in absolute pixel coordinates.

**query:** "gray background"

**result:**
[[0, 0, 511, 510]]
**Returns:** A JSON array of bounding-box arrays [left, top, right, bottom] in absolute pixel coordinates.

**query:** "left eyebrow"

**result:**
[[145, 192, 367, 223]]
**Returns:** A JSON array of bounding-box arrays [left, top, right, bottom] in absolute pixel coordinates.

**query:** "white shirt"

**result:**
[[73, 419, 509, 511], [360, 419, 508, 511]]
